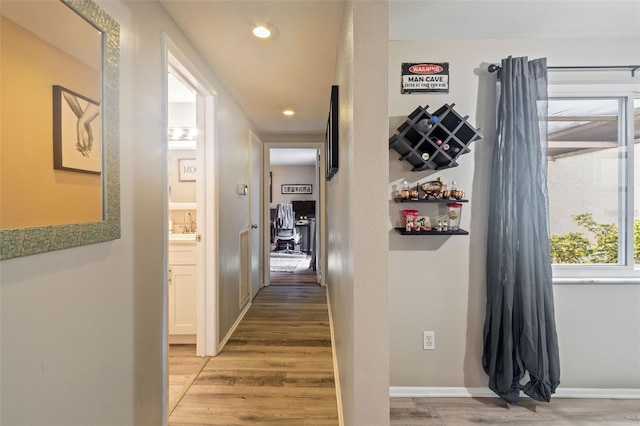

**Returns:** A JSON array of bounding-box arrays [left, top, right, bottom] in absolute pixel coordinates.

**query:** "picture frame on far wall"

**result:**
[[325, 85, 339, 180], [281, 184, 312, 194], [178, 158, 197, 182]]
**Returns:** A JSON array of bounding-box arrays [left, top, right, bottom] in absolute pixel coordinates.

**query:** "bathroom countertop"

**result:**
[[169, 233, 198, 242]]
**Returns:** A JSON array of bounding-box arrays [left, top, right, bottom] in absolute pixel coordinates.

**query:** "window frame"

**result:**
[[548, 82, 639, 284]]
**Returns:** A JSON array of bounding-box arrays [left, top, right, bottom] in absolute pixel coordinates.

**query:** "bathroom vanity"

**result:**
[[168, 235, 197, 343]]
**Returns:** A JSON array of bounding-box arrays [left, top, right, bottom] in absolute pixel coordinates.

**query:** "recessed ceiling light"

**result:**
[[253, 25, 271, 39], [283, 110, 295, 116]]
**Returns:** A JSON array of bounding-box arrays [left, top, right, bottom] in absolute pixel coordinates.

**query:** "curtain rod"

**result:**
[[487, 64, 640, 78]]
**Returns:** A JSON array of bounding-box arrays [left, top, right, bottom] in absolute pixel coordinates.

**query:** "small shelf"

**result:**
[[394, 198, 468, 203], [394, 227, 469, 236]]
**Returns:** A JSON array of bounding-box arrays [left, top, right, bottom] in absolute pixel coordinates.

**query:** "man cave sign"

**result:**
[[401, 62, 449, 94]]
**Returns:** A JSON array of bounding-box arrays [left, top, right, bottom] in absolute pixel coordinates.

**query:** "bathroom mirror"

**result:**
[[0, 0, 120, 260]]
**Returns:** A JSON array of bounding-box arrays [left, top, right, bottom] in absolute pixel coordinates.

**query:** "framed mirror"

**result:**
[[0, 0, 120, 260]]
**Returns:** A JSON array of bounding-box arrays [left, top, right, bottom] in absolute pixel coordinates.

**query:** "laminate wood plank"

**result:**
[[168, 344, 208, 414], [198, 359, 335, 373], [390, 397, 640, 425], [169, 285, 338, 425], [270, 266, 317, 285]]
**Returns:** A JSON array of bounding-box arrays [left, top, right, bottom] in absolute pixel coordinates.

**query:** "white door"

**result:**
[[249, 131, 263, 298], [165, 39, 219, 358]]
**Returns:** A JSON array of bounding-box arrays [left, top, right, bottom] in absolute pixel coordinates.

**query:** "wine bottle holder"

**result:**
[[389, 103, 482, 171]]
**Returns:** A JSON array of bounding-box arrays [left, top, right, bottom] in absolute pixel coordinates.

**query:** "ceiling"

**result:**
[[161, 1, 640, 165], [160, 0, 343, 136], [270, 148, 317, 166]]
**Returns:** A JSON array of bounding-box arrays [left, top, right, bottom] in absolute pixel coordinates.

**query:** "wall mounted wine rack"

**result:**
[[389, 103, 482, 171]]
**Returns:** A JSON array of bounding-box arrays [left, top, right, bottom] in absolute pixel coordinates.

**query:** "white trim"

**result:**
[[548, 83, 640, 281], [204, 92, 219, 356], [389, 387, 640, 399], [326, 287, 344, 426], [218, 301, 252, 350], [163, 34, 219, 359], [553, 277, 640, 285]]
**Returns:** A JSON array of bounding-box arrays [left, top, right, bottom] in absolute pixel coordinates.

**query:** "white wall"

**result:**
[[327, 1, 389, 424], [270, 165, 316, 207], [388, 35, 640, 392], [0, 1, 258, 424]]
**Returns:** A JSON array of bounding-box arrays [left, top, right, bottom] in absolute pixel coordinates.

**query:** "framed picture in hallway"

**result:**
[[325, 85, 338, 180], [281, 184, 312, 194]]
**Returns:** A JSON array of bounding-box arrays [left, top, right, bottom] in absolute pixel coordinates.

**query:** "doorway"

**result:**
[[163, 28, 220, 393], [266, 145, 323, 286]]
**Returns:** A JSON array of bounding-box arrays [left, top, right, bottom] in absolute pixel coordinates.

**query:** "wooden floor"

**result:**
[[168, 285, 640, 425], [391, 396, 640, 425], [169, 285, 338, 425], [270, 267, 317, 285], [270, 252, 318, 285]]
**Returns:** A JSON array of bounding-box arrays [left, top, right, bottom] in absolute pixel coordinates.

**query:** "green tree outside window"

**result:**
[[550, 213, 640, 264]]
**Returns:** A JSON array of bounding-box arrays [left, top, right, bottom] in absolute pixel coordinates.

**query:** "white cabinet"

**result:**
[[168, 241, 197, 337]]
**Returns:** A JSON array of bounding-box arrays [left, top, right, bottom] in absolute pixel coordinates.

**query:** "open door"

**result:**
[[249, 131, 263, 298]]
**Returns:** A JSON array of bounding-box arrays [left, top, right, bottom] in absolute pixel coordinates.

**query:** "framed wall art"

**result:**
[[281, 184, 312, 194], [53, 85, 101, 174], [325, 85, 339, 180], [178, 158, 197, 182]]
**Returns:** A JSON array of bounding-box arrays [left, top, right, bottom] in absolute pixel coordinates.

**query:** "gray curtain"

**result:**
[[483, 56, 560, 404]]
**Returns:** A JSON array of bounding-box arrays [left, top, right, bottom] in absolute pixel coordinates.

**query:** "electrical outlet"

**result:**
[[423, 331, 435, 350]]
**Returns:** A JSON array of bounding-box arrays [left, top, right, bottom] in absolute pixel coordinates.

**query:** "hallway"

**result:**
[[168, 285, 339, 425]]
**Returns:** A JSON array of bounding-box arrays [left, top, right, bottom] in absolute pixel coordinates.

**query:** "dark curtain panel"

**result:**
[[483, 56, 560, 404]]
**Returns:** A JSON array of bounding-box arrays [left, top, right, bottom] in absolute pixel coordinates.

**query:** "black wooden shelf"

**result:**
[[394, 227, 469, 236], [389, 103, 482, 171], [394, 198, 468, 203]]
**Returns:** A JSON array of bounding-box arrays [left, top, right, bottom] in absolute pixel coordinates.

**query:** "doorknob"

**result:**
[[251, 224, 258, 229]]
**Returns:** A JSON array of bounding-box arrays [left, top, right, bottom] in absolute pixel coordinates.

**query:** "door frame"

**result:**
[[162, 32, 219, 419], [249, 130, 264, 297], [263, 142, 325, 288]]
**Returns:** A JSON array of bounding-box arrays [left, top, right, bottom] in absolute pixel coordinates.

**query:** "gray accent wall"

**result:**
[[327, 1, 390, 424], [0, 1, 259, 423], [388, 35, 640, 391]]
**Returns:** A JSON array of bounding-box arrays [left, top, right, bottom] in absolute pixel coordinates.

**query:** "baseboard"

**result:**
[[218, 301, 252, 350], [168, 334, 196, 345], [325, 287, 344, 426], [389, 386, 640, 399]]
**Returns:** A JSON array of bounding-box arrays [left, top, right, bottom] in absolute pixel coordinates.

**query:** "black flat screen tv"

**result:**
[[292, 200, 316, 219]]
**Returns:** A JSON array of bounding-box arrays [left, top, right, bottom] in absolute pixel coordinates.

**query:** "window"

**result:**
[[547, 85, 639, 282]]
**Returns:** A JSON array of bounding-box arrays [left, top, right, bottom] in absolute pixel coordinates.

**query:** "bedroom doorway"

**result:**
[[266, 145, 322, 286]]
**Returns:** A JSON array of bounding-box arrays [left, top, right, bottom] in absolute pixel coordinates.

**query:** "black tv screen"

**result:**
[[292, 200, 316, 219]]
